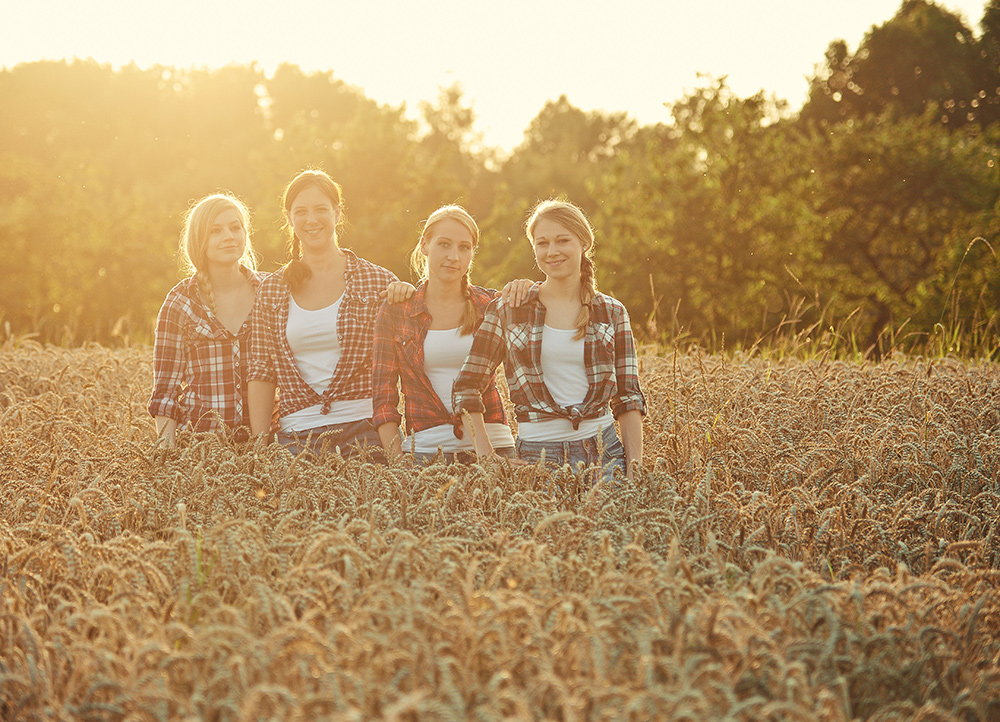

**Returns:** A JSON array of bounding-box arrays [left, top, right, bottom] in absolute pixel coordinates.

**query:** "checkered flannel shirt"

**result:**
[[148, 271, 264, 431], [453, 283, 646, 427], [247, 250, 398, 418], [372, 282, 508, 438]]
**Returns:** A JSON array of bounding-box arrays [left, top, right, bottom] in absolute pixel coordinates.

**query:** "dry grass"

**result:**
[[1, 339, 999, 721]]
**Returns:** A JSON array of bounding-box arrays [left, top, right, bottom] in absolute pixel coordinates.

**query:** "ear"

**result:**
[[419, 239, 429, 256]]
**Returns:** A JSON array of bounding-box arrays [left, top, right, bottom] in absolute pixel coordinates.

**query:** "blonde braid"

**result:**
[[460, 274, 477, 336], [574, 254, 597, 340], [196, 269, 218, 316]]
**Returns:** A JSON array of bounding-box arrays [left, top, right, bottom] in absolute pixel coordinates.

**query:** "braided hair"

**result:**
[[526, 200, 597, 340], [410, 205, 480, 335], [281, 169, 345, 292]]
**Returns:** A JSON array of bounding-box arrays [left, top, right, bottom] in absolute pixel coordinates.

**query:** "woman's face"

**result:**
[[421, 217, 475, 285], [289, 184, 339, 252], [531, 217, 584, 282], [204, 207, 247, 270]]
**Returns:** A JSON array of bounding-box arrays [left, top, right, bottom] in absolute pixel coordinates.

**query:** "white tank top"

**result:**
[[423, 328, 472, 412], [281, 294, 372, 431], [518, 324, 610, 442], [401, 327, 513, 453]]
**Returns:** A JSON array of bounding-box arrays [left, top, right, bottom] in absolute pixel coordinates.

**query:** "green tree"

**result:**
[[802, 0, 982, 127]]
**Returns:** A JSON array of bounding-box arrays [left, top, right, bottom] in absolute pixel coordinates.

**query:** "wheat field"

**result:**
[[1, 340, 999, 721]]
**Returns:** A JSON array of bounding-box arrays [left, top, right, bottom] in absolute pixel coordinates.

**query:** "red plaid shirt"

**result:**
[[372, 282, 509, 437], [453, 283, 646, 427], [148, 271, 264, 431], [247, 250, 397, 418]]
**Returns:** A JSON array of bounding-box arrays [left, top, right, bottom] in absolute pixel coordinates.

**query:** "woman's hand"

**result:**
[[500, 278, 534, 307], [381, 281, 416, 304]]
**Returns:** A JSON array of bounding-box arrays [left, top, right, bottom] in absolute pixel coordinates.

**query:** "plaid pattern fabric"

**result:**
[[148, 272, 264, 431], [372, 282, 508, 436], [247, 250, 398, 418], [453, 283, 646, 425]]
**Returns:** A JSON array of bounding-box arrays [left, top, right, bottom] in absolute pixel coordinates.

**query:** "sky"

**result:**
[[1, 0, 991, 151]]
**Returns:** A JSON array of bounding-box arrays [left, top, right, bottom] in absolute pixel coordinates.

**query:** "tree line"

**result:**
[[2, 0, 999, 354]]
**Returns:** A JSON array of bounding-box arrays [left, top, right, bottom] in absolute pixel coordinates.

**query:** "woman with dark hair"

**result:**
[[246, 170, 397, 458]]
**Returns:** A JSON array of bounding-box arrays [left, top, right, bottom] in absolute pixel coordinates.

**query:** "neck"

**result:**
[[206, 263, 247, 291], [540, 275, 582, 300], [425, 275, 465, 303], [302, 244, 345, 272]]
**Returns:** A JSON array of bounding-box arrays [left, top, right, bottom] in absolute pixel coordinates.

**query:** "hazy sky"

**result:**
[[1, 0, 990, 150]]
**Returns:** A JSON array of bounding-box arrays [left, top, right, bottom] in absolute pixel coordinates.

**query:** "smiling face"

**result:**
[[530, 217, 585, 282], [288, 183, 340, 252], [421, 217, 476, 285], [204, 207, 247, 270]]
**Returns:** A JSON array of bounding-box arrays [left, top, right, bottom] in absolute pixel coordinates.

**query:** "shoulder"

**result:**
[[256, 269, 289, 297], [160, 277, 198, 312], [248, 269, 269, 287], [591, 292, 629, 321], [469, 285, 498, 309], [346, 250, 398, 284]]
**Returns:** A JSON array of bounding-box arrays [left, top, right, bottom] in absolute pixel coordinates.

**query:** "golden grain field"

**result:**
[[1, 341, 999, 721]]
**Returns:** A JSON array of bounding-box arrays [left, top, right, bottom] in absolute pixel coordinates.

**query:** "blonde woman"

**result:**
[[246, 170, 398, 458], [453, 200, 645, 481], [372, 205, 524, 463], [148, 193, 264, 446]]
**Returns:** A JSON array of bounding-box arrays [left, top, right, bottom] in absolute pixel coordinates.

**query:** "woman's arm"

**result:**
[[248, 380, 277, 437], [246, 279, 279, 438], [453, 300, 508, 416], [460, 410, 495, 458], [148, 291, 187, 439], [371, 302, 404, 457], [377, 421, 403, 461], [154, 416, 178, 447], [617, 410, 643, 479]]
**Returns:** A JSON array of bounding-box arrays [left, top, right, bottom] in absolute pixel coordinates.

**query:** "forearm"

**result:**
[[618, 410, 643, 478], [248, 380, 277, 437], [461, 411, 494, 458], [377, 421, 403, 461], [154, 416, 177, 446]]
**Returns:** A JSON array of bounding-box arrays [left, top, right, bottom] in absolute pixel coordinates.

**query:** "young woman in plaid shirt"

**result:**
[[453, 200, 646, 481], [148, 193, 265, 446], [246, 170, 398, 458], [372, 205, 519, 463]]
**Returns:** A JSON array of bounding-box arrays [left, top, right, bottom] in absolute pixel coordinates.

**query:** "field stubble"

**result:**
[[1, 341, 999, 721]]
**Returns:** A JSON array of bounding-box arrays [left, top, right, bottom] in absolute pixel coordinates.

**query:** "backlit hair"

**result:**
[[411, 205, 480, 335], [179, 193, 256, 313], [281, 169, 345, 290], [526, 199, 598, 340]]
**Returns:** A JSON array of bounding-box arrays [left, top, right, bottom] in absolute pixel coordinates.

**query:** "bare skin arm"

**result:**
[[617, 409, 643, 480], [154, 416, 177, 447], [377, 421, 403, 461], [248, 380, 277, 438]]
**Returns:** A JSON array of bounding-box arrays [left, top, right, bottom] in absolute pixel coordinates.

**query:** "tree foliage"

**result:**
[[2, 0, 1000, 354]]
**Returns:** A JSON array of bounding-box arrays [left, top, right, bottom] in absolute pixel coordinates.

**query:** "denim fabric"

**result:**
[[409, 446, 514, 465], [277, 418, 385, 461], [515, 422, 625, 484]]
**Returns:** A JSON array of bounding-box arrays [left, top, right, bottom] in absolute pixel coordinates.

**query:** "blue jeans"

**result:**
[[409, 446, 515, 465], [277, 418, 384, 462], [515, 423, 625, 484]]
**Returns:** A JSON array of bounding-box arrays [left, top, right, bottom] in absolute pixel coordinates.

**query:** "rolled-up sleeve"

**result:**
[[371, 302, 402, 429], [147, 294, 187, 422], [610, 305, 646, 418], [453, 300, 507, 415], [246, 288, 277, 385]]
